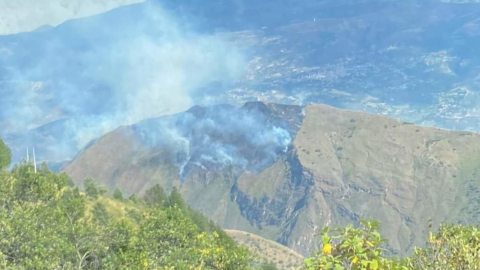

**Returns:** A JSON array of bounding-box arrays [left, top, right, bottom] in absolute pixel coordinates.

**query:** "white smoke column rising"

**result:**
[[132, 104, 294, 178], [66, 2, 246, 148], [0, 1, 247, 165], [120, 35, 245, 125]]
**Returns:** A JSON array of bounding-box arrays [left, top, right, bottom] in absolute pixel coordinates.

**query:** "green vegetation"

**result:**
[[0, 137, 11, 170], [1, 138, 479, 270], [407, 224, 480, 269], [303, 220, 480, 270], [84, 177, 106, 199], [143, 184, 166, 206], [0, 162, 256, 269], [113, 187, 124, 201]]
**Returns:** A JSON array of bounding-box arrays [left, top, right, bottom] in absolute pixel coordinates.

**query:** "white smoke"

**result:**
[[0, 1, 247, 163], [133, 105, 293, 178]]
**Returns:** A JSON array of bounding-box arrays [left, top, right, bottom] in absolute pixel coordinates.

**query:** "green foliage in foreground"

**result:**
[[0, 164, 254, 270], [0, 134, 476, 270], [0, 137, 11, 171], [304, 220, 480, 270]]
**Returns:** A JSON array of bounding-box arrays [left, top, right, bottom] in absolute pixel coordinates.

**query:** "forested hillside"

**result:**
[[0, 166, 258, 269], [0, 136, 260, 270]]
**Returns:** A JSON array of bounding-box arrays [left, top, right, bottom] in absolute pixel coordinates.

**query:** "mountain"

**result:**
[[3, 0, 480, 170], [0, 0, 145, 35], [0, 0, 245, 165], [63, 102, 480, 257]]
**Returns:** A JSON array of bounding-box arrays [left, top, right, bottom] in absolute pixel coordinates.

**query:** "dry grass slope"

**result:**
[[225, 229, 304, 270]]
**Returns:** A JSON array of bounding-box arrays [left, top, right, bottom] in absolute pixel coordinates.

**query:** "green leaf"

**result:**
[[323, 235, 331, 245]]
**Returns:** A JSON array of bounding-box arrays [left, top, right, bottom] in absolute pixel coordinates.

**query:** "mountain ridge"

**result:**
[[4, 0, 480, 170], [63, 101, 480, 256], [0, 0, 145, 35]]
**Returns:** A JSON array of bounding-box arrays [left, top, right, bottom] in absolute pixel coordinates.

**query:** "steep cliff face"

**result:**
[[286, 104, 480, 255], [63, 102, 480, 256]]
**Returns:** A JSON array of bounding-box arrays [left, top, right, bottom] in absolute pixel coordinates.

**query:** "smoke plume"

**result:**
[[0, 1, 246, 165], [132, 104, 292, 178]]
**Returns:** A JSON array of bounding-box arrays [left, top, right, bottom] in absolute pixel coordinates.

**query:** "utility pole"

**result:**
[[26, 148, 30, 163], [33, 148, 37, 173]]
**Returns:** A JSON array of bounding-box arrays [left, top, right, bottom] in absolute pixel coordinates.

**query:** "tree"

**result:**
[[84, 178, 106, 199], [84, 178, 99, 199], [113, 188, 124, 201], [304, 220, 405, 270], [302, 221, 480, 270], [143, 184, 167, 207], [0, 163, 255, 270], [0, 137, 11, 170], [60, 188, 86, 224], [93, 202, 109, 225], [166, 186, 186, 210], [128, 193, 140, 204], [407, 225, 480, 270]]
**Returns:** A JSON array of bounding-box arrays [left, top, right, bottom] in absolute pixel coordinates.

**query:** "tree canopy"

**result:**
[[0, 164, 255, 270], [303, 220, 480, 270], [0, 137, 11, 170], [0, 156, 478, 270]]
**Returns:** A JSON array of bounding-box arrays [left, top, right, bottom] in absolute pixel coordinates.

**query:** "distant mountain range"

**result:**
[[63, 102, 480, 257], [0, 0, 144, 35]]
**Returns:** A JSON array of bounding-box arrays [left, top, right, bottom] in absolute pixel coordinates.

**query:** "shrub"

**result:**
[[304, 220, 480, 270], [0, 137, 11, 170], [407, 224, 480, 270]]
